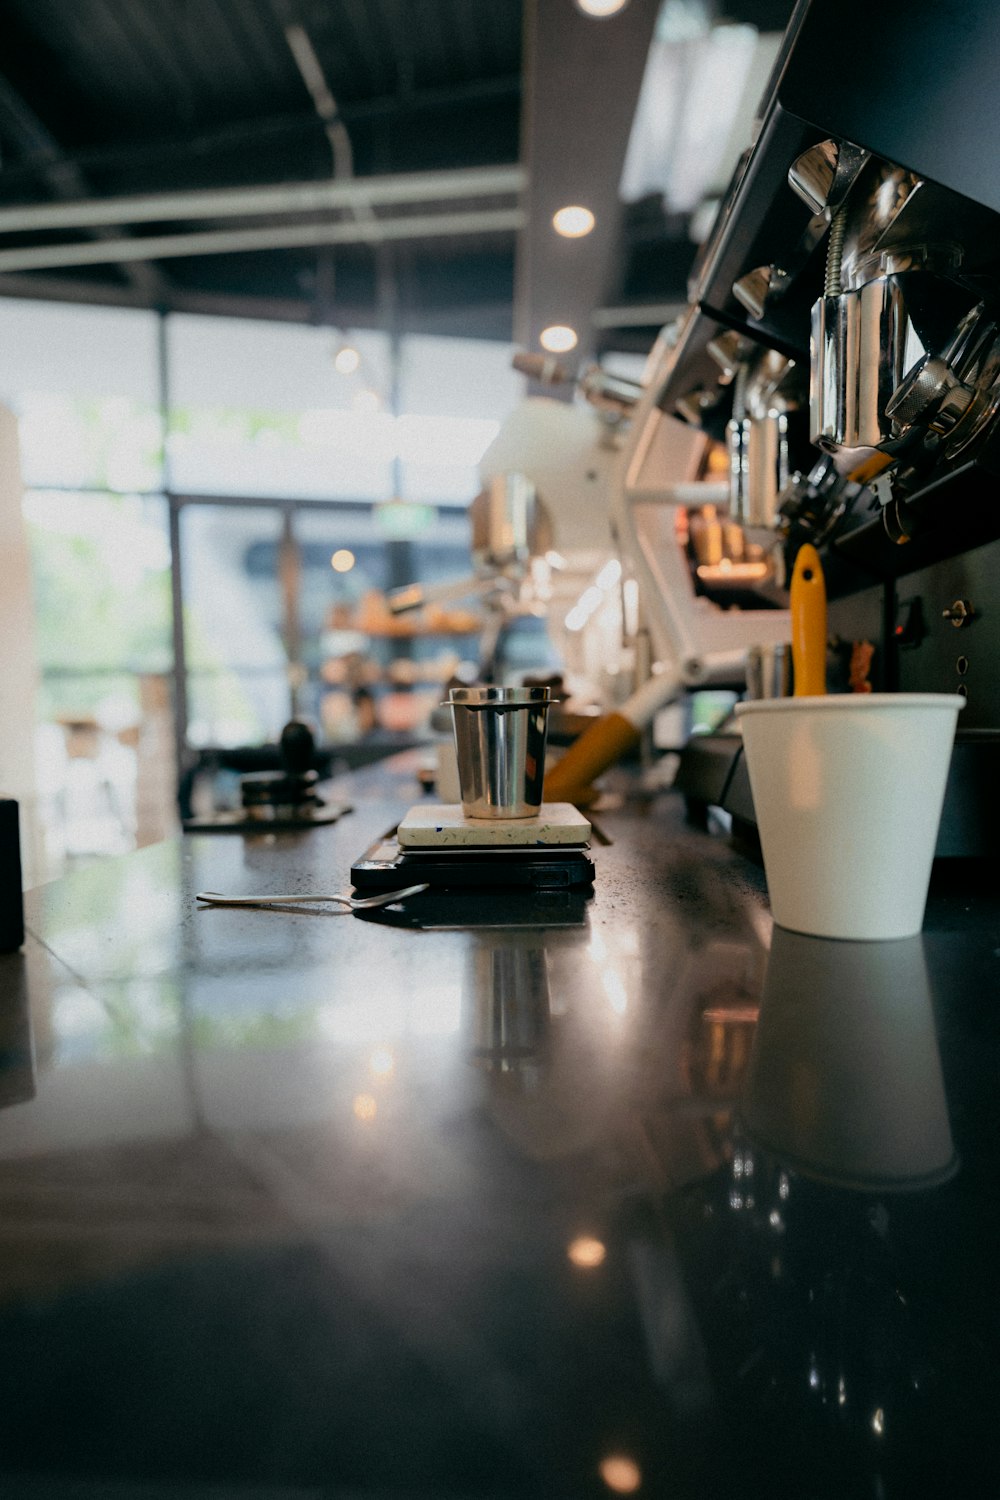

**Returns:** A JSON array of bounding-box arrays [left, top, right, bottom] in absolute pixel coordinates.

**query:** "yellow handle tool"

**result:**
[[790, 543, 827, 696]]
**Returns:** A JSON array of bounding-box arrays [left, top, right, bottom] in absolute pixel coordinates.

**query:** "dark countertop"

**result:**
[[1, 756, 999, 1499]]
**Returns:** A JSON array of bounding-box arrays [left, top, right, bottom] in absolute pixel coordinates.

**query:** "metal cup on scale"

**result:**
[[446, 685, 554, 819]]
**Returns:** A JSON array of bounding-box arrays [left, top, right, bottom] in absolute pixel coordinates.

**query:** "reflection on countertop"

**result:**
[[0, 759, 997, 1497]]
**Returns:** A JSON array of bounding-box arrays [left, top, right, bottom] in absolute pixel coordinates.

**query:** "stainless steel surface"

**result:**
[[810, 273, 926, 456], [777, 455, 864, 547], [788, 139, 840, 215], [942, 599, 974, 628], [195, 883, 431, 910], [728, 350, 800, 529], [885, 304, 1000, 461], [745, 641, 791, 699], [787, 139, 871, 217], [706, 329, 749, 381], [464, 941, 550, 1068], [886, 352, 973, 433], [577, 363, 644, 416], [743, 412, 790, 529], [732, 264, 788, 321], [823, 204, 848, 297], [838, 162, 941, 294], [469, 473, 552, 572], [448, 685, 552, 819]]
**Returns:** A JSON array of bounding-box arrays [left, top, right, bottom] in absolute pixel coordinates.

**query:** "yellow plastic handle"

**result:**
[[791, 543, 827, 696], [543, 712, 640, 805]]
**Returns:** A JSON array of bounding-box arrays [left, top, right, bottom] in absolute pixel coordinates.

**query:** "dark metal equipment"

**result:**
[[660, 0, 1000, 853]]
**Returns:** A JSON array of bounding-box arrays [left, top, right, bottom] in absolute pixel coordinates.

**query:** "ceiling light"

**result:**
[[598, 1455, 642, 1493], [575, 0, 631, 16], [351, 388, 381, 413], [333, 343, 360, 375], [567, 1236, 607, 1269], [552, 204, 595, 238], [540, 324, 578, 354], [331, 548, 355, 572]]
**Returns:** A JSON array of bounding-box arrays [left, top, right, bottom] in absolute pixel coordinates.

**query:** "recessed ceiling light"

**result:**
[[331, 548, 355, 572], [575, 0, 630, 17], [567, 1236, 607, 1268], [598, 1454, 642, 1493], [552, 204, 595, 238], [540, 324, 578, 353]]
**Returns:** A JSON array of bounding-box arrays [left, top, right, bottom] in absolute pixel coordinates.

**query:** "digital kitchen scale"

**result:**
[[351, 802, 596, 891]]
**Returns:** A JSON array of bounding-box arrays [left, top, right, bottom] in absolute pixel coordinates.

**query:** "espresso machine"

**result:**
[[643, 0, 1000, 856]]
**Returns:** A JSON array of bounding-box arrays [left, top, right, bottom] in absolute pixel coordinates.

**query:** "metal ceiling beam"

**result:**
[[0, 206, 525, 274], [0, 272, 515, 336], [0, 77, 523, 192], [0, 163, 526, 236], [0, 69, 168, 299], [592, 300, 687, 328]]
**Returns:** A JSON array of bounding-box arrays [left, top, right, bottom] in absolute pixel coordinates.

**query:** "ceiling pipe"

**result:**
[[592, 300, 687, 327], [0, 163, 526, 236], [282, 19, 378, 241], [0, 206, 526, 273]]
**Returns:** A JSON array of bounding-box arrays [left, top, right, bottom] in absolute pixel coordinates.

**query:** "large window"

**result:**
[[166, 317, 395, 501], [0, 300, 161, 491], [398, 334, 522, 503], [0, 296, 523, 876]]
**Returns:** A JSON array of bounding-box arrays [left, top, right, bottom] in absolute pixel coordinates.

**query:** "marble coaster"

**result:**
[[397, 802, 591, 848]]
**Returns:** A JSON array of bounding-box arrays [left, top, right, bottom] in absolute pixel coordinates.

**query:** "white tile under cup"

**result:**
[[734, 693, 965, 941]]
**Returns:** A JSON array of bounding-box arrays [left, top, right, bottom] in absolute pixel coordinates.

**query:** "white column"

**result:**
[[0, 404, 40, 885]]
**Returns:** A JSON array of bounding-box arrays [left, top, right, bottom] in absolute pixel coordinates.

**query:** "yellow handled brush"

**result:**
[[790, 543, 827, 696]]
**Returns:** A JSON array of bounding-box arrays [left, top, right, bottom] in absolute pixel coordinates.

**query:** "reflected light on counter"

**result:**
[[599, 1455, 642, 1493], [553, 204, 596, 238], [567, 1235, 607, 1269], [369, 1046, 395, 1078], [601, 967, 628, 1014], [540, 324, 578, 354], [331, 548, 355, 572], [353, 1093, 378, 1122]]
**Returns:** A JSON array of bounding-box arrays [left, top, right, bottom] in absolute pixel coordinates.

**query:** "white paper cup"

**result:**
[[740, 927, 957, 1191], [734, 693, 964, 940]]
